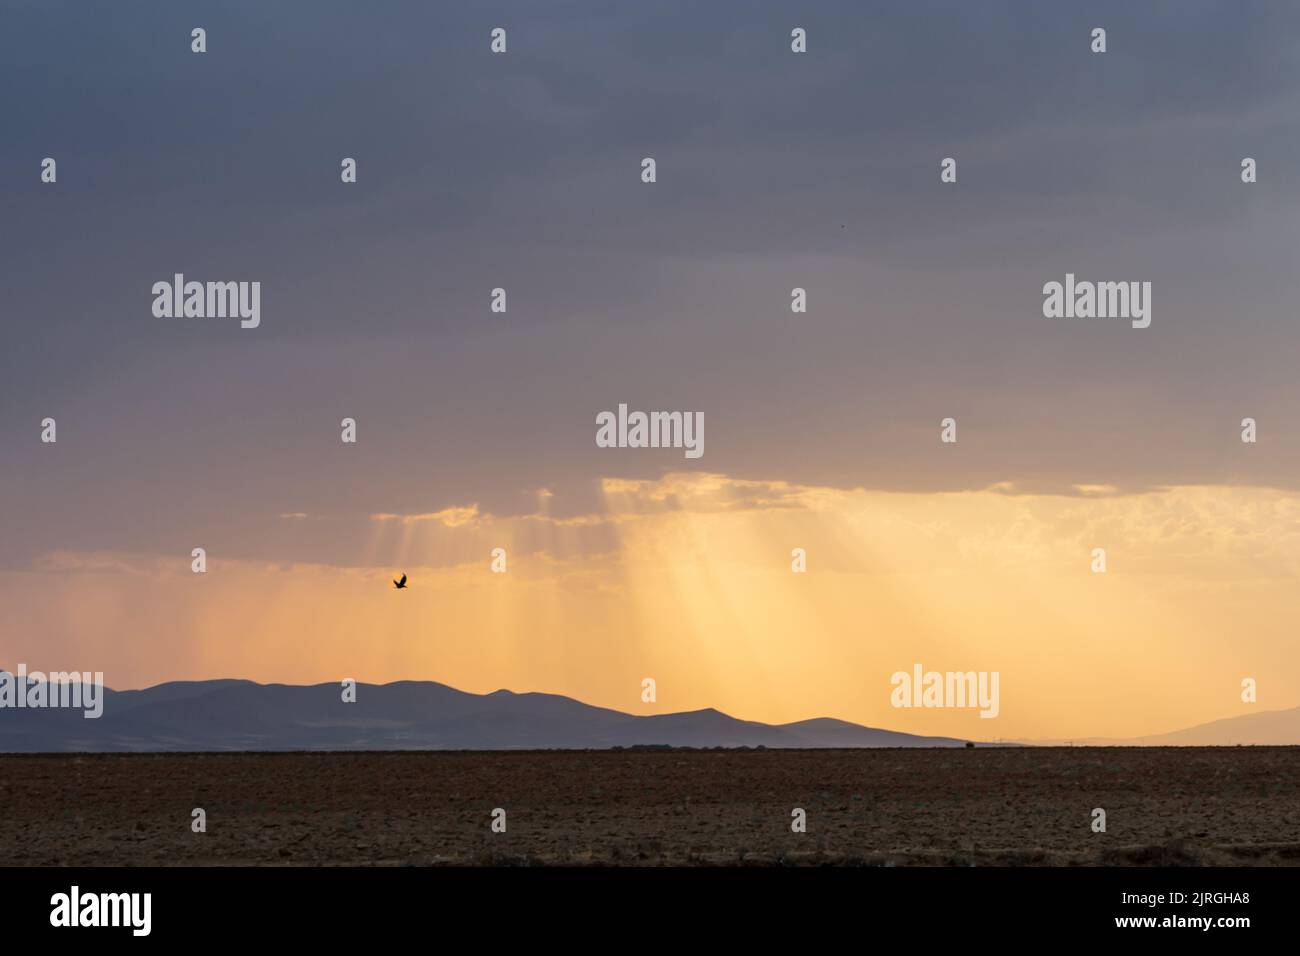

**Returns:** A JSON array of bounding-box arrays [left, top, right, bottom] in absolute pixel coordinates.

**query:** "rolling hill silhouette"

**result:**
[[5, 675, 1292, 752], [0, 677, 984, 752], [1023, 706, 1300, 747]]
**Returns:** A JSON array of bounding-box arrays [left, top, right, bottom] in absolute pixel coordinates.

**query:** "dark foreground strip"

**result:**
[[0, 866, 1281, 942]]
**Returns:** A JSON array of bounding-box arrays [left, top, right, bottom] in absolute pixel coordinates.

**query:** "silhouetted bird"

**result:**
[[393, 573, 407, 589]]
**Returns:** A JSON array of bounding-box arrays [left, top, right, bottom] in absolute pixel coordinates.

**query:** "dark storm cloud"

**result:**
[[2, 1, 1299, 567]]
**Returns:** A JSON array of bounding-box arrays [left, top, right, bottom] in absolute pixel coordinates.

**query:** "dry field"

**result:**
[[2, 747, 1298, 866]]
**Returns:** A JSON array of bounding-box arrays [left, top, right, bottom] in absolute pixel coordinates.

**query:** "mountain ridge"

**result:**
[[3, 675, 1294, 751], [0, 676, 986, 752], [1018, 704, 1300, 747]]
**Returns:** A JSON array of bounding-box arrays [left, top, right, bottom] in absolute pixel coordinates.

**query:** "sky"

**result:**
[[2, 1, 1299, 740]]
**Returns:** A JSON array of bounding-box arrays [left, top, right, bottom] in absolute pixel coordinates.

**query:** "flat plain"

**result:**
[[2, 747, 1297, 866]]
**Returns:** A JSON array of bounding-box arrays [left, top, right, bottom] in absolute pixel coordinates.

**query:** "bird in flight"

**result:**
[[393, 573, 407, 589]]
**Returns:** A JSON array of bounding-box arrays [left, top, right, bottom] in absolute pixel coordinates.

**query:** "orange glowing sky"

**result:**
[[4, 473, 1296, 740], [4, 3, 1300, 744]]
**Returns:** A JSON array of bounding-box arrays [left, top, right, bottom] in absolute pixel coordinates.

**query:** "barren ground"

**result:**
[[2, 747, 1298, 866]]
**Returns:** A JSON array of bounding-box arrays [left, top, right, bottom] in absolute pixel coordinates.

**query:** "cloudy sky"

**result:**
[[2, 1, 1298, 738]]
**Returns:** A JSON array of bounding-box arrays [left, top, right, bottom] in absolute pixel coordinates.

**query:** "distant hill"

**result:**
[[0, 677, 989, 752], [1021, 705, 1300, 747]]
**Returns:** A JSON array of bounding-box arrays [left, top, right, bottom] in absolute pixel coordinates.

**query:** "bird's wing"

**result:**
[[399, 574, 407, 586]]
